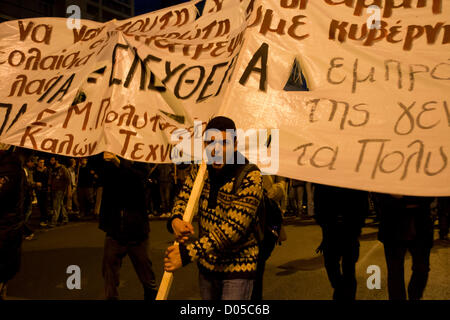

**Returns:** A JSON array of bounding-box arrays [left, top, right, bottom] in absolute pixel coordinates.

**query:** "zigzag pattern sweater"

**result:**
[[171, 163, 263, 279]]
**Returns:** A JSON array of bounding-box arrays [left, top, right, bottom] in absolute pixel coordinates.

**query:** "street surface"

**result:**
[[5, 214, 449, 300]]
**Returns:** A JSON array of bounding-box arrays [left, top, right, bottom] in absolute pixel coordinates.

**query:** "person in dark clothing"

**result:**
[[98, 152, 158, 300], [77, 158, 96, 220], [252, 175, 286, 301], [145, 163, 160, 216], [0, 146, 26, 299], [48, 157, 70, 227], [22, 157, 36, 240], [34, 158, 50, 227], [314, 185, 368, 300], [157, 164, 174, 216], [374, 194, 434, 300], [437, 197, 449, 241]]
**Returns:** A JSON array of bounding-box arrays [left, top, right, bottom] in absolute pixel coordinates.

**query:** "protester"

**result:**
[[66, 158, 79, 216], [304, 182, 315, 217], [22, 156, 36, 240], [157, 164, 174, 218], [288, 179, 315, 218], [34, 158, 50, 227], [47, 156, 56, 218], [374, 194, 434, 300], [146, 163, 161, 217], [48, 157, 71, 227], [98, 152, 158, 300], [289, 179, 306, 217], [164, 116, 263, 300], [252, 174, 287, 300], [314, 185, 368, 300], [77, 158, 96, 220], [437, 197, 449, 241], [174, 163, 190, 196], [0, 145, 26, 299]]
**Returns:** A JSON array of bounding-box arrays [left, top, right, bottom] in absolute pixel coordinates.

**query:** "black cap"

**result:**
[[205, 116, 236, 132]]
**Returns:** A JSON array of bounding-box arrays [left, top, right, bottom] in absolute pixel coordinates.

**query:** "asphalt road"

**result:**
[[5, 215, 450, 300]]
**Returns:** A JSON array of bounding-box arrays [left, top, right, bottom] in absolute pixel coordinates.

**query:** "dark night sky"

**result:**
[[134, 0, 192, 15]]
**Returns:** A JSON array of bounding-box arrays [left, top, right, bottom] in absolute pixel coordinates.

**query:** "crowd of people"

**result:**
[[17, 152, 333, 236], [1, 116, 449, 300], [15, 153, 194, 239]]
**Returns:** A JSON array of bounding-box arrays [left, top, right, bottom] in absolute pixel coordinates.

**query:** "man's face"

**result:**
[[50, 157, 56, 165], [26, 160, 34, 168], [38, 159, 45, 169], [203, 130, 236, 170], [81, 158, 87, 166]]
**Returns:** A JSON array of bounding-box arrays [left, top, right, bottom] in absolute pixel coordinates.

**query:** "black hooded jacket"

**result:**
[[98, 158, 150, 244]]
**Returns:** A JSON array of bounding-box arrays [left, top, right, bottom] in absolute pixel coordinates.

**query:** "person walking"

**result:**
[[48, 157, 70, 227], [34, 158, 50, 227], [77, 158, 96, 220], [374, 194, 434, 300], [99, 152, 158, 300], [314, 185, 368, 300]]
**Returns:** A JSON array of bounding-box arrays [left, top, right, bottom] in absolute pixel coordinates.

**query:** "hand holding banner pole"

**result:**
[[156, 162, 207, 300]]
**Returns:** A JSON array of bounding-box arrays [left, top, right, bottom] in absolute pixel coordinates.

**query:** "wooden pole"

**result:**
[[156, 162, 207, 300]]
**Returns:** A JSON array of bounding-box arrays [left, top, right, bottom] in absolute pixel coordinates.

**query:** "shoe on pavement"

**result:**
[[40, 222, 48, 227], [25, 233, 35, 241]]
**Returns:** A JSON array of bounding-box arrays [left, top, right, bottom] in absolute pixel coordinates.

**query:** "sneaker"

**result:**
[[25, 233, 34, 241], [40, 222, 48, 227]]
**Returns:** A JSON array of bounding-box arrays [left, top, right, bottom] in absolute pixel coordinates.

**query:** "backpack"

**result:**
[[232, 164, 283, 261]]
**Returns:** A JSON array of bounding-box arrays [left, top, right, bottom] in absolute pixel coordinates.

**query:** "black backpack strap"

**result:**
[[232, 163, 260, 195]]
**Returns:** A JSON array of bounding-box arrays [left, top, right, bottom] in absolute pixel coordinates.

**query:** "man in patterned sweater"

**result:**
[[164, 116, 263, 300]]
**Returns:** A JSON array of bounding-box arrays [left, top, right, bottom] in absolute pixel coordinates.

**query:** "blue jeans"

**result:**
[[199, 272, 254, 300]]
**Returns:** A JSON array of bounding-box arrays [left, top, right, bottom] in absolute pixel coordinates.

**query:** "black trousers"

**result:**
[[251, 260, 266, 301], [321, 228, 360, 300], [102, 236, 157, 300], [437, 197, 449, 238], [36, 191, 48, 223], [383, 242, 431, 300], [78, 187, 95, 217]]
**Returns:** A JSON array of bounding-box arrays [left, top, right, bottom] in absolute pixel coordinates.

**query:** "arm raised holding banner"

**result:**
[[160, 116, 263, 301], [157, 162, 207, 300]]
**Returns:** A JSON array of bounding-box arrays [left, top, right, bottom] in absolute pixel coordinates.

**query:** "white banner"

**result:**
[[0, 0, 449, 196]]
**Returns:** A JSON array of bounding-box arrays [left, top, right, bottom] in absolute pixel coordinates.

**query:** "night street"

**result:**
[[1, 0, 449, 307], [5, 213, 449, 300]]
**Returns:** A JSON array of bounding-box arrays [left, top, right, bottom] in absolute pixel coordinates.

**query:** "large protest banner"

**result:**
[[219, 0, 450, 196], [0, 0, 449, 196], [0, 0, 249, 160]]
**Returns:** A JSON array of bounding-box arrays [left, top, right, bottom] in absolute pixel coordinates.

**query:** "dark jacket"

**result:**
[[33, 167, 49, 192], [373, 194, 434, 247], [98, 158, 150, 244], [49, 165, 70, 192], [314, 184, 368, 232], [78, 164, 95, 188]]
